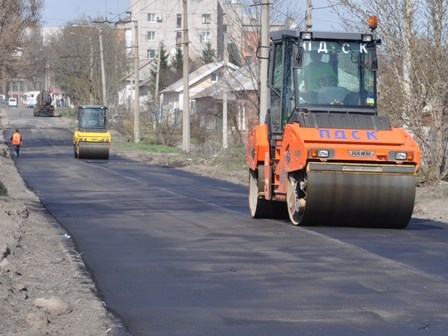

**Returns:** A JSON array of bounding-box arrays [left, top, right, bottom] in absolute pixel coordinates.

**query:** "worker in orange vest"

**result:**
[[10, 129, 23, 158]]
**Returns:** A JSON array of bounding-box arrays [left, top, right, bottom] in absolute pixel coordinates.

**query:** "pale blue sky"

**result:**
[[41, 0, 130, 26], [41, 0, 340, 30], [311, 0, 343, 31]]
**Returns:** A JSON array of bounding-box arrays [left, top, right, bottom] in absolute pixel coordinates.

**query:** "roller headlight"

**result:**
[[311, 149, 330, 158], [395, 152, 407, 160], [390, 151, 414, 161], [300, 32, 312, 40], [362, 34, 373, 42]]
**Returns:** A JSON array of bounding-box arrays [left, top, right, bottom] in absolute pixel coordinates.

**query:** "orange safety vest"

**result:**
[[11, 132, 22, 145]]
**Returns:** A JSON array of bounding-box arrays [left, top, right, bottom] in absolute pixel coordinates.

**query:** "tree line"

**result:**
[[332, 0, 448, 181]]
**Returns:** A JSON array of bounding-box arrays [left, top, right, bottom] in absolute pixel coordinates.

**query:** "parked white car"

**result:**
[[8, 97, 18, 107]]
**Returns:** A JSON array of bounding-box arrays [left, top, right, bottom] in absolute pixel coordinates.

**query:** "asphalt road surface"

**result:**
[[4, 107, 448, 336]]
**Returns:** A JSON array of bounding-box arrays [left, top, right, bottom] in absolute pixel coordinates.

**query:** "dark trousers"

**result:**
[[13, 145, 20, 157]]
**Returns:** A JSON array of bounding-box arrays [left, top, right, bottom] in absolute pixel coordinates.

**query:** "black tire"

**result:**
[[249, 167, 287, 220], [286, 176, 305, 225]]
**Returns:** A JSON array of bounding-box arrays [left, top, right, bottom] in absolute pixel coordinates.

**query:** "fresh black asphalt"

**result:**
[[5, 108, 448, 336]]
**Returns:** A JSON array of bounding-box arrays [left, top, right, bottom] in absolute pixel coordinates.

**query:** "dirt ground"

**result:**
[[0, 119, 447, 335]]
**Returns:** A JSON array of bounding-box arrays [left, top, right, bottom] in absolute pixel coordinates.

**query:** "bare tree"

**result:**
[[17, 28, 47, 90], [330, 0, 448, 182], [418, 0, 448, 180], [0, 0, 43, 87], [45, 19, 127, 107], [222, 0, 302, 119], [46, 25, 96, 104]]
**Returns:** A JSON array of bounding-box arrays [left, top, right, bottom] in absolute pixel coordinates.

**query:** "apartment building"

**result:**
[[129, 0, 230, 63]]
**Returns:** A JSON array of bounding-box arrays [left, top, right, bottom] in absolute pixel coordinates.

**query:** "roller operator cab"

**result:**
[[246, 17, 422, 229], [73, 105, 111, 160]]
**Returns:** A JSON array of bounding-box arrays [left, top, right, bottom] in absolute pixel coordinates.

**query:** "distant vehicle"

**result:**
[[73, 105, 111, 160], [33, 91, 54, 117], [21, 91, 41, 108], [8, 98, 18, 107]]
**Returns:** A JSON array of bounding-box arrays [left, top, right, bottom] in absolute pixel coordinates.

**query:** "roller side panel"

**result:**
[[249, 167, 288, 219], [246, 124, 269, 170]]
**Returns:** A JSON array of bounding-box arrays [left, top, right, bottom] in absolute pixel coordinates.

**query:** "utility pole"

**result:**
[[76, 23, 107, 105], [45, 63, 49, 91], [98, 28, 107, 106], [222, 21, 228, 149], [89, 37, 94, 104], [182, 0, 190, 153], [154, 40, 162, 126], [305, 0, 313, 30], [259, 1, 270, 124], [133, 18, 140, 143], [402, 0, 412, 123]]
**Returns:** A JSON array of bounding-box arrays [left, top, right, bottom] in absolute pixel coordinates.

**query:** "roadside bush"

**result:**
[[0, 181, 7, 196], [155, 120, 180, 147], [58, 108, 76, 119], [110, 111, 134, 138]]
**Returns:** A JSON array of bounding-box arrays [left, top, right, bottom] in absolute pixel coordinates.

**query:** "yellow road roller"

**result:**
[[73, 105, 111, 160]]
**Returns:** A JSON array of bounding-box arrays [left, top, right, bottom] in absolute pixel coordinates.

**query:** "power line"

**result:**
[[314, 3, 341, 10]]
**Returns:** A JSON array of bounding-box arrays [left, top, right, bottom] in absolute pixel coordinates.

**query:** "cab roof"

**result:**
[[270, 29, 375, 43]]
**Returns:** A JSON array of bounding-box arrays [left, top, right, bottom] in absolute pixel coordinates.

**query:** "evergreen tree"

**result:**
[[201, 42, 216, 64], [171, 46, 183, 74], [149, 42, 170, 99], [158, 43, 169, 72]]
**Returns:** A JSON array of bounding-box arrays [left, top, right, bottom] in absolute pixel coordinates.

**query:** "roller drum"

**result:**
[[78, 142, 109, 160], [302, 169, 416, 229]]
